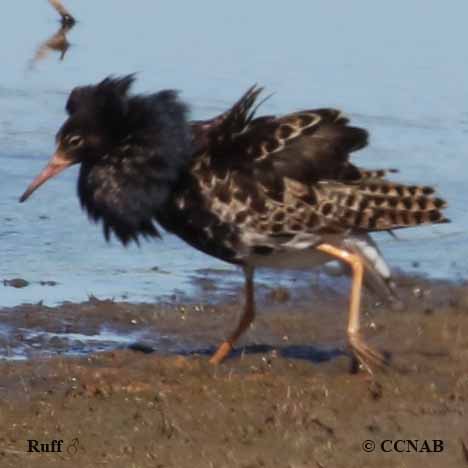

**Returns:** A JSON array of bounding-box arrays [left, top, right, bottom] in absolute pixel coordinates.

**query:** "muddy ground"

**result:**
[[0, 275, 467, 467]]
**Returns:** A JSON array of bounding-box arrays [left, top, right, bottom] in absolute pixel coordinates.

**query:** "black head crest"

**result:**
[[24, 74, 192, 246], [64, 75, 137, 138], [94, 75, 135, 133], [68, 76, 192, 245], [96, 74, 136, 97]]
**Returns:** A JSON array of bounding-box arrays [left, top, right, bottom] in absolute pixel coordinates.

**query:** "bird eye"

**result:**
[[68, 135, 83, 148]]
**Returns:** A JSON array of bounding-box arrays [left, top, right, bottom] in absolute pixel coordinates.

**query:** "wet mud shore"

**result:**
[[0, 275, 467, 467]]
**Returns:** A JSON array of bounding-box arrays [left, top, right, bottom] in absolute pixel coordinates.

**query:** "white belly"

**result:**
[[246, 248, 332, 270], [244, 233, 390, 279]]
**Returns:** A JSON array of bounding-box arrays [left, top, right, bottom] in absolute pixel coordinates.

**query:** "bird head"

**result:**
[[20, 75, 190, 204], [20, 75, 192, 244], [20, 75, 135, 202]]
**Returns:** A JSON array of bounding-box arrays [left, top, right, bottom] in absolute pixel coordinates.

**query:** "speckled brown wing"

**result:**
[[191, 85, 264, 152], [190, 100, 448, 255], [201, 107, 370, 184]]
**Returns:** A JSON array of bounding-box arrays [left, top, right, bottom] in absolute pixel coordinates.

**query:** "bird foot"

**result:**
[[348, 333, 389, 375], [209, 341, 233, 365]]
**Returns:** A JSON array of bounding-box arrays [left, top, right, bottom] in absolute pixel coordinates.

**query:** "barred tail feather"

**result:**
[[319, 181, 449, 232], [357, 168, 399, 180]]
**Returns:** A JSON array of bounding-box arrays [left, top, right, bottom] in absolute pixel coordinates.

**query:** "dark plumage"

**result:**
[[21, 76, 191, 244], [20, 76, 449, 374]]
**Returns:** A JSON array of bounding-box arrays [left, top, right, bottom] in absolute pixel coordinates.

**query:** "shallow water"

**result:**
[[1, 1, 468, 309]]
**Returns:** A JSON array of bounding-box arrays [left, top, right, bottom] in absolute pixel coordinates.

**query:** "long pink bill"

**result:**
[[19, 152, 75, 203]]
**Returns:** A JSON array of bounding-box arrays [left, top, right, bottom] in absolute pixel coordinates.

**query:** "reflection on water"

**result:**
[[28, 22, 74, 68], [28, 0, 76, 69], [0, 327, 145, 361], [1, 1, 468, 307], [49, 0, 76, 27]]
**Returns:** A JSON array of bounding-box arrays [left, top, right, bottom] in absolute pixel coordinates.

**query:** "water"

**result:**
[[0, 0, 467, 308], [2, 327, 144, 361]]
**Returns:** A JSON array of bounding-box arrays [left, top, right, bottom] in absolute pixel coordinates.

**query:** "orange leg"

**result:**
[[316, 243, 387, 374], [210, 266, 255, 365]]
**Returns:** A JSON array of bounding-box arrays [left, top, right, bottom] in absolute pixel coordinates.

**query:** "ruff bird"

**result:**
[[20, 76, 448, 373]]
